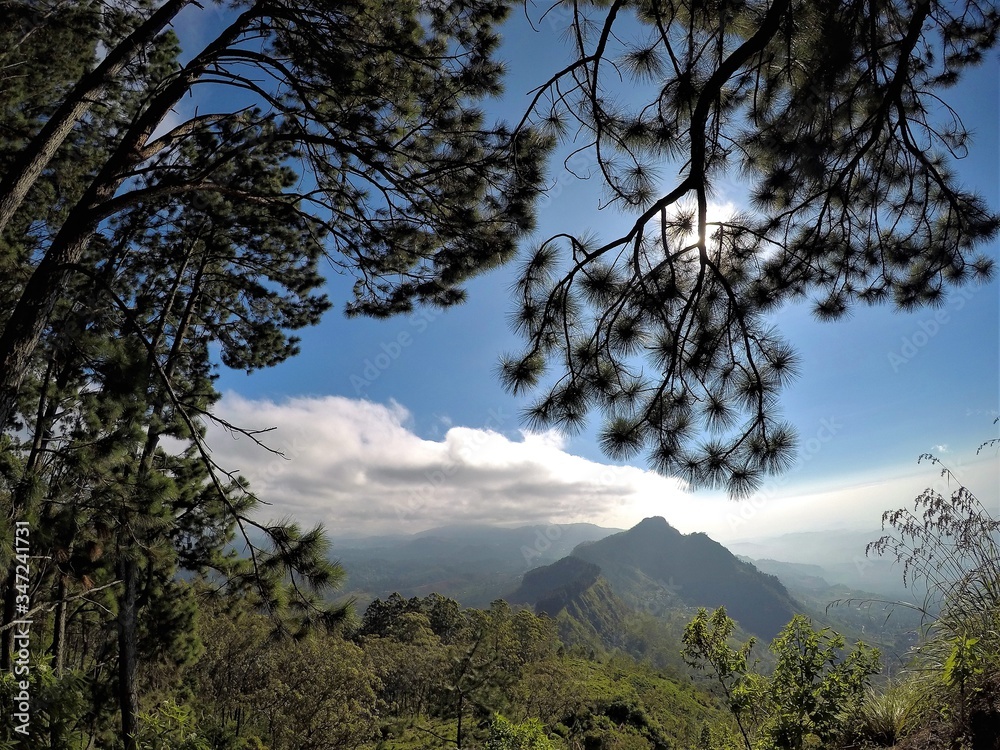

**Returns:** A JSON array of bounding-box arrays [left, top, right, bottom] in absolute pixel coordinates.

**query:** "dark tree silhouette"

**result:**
[[0, 3, 548, 747], [0, 0, 549, 429], [500, 0, 998, 496]]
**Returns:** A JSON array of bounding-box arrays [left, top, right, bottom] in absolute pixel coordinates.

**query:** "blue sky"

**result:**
[[182, 6, 999, 543]]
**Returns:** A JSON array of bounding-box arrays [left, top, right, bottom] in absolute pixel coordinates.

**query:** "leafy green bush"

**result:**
[[0, 661, 91, 749], [137, 700, 211, 750], [484, 715, 555, 750], [683, 608, 880, 750]]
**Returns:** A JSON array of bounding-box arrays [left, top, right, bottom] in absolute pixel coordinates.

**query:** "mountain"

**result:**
[[332, 522, 622, 608], [739, 556, 925, 660], [741, 558, 834, 592], [509, 555, 601, 608], [508, 556, 634, 650], [726, 530, 912, 599], [570, 517, 799, 641], [508, 517, 799, 642]]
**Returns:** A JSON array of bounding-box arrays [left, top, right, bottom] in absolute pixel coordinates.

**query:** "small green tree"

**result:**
[[191, 598, 380, 750], [361, 612, 449, 718], [445, 602, 523, 750], [683, 608, 880, 750], [261, 636, 381, 750], [682, 607, 759, 750], [766, 615, 880, 750]]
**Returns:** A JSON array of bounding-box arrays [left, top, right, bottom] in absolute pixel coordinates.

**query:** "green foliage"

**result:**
[[484, 715, 555, 750], [850, 680, 926, 747], [362, 618, 449, 718], [943, 636, 984, 696], [137, 700, 211, 750], [356, 594, 726, 750], [0, 2, 547, 744], [0, 0, 553, 435], [683, 608, 880, 750], [683, 608, 757, 685], [262, 636, 381, 750], [683, 607, 758, 749], [525, 654, 724, 749], [766, 615, 880, 750], [190, 598, 380, 750], [0, 661, 91, 749], [0, 582, 731, 750]]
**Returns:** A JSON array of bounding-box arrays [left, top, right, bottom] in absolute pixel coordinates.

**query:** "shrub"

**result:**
[[867, 439, 1000, 748], [484, 715, 555, 750], [682, 608, 879, 750], [850, 679, 927, 746]]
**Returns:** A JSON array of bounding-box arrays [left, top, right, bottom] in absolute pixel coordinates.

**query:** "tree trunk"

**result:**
[[117, 557, 139, 750], [0, 0, 191, 235], [0, 228, 92, 429], [52, 575, 68, 676]]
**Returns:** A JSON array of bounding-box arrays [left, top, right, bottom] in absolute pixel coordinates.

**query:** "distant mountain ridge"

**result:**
[[508, 556, 633, 649], [333, 522, 622, 608], [726, 530, 911, 598], [510, 516, 799, 641], [511, 556, 601, 610], [334, 518, 922, 665]]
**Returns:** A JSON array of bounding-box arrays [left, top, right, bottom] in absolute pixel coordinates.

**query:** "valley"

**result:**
[[334, 517, 927, 669]]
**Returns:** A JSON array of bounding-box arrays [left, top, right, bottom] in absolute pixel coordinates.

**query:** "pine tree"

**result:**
[[500, 0, 999, 496], [0, 0, 549, 428], [0, 4, 548, 745]]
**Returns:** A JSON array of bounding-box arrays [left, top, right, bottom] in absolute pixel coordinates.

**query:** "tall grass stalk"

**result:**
[[865, 433, 1000, 744]]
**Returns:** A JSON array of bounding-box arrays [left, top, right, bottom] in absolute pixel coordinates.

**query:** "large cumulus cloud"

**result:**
[[203, 393, 691, 535], [201, 394, 999, 541]]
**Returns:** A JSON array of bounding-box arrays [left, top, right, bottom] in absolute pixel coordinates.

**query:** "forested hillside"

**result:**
[[0, 585, 731, 748], [569, 518, 799, 641]]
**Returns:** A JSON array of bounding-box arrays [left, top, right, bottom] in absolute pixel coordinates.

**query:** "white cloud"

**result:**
[[199, 394, 1000, 543], [203, 393, 692, 535]]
